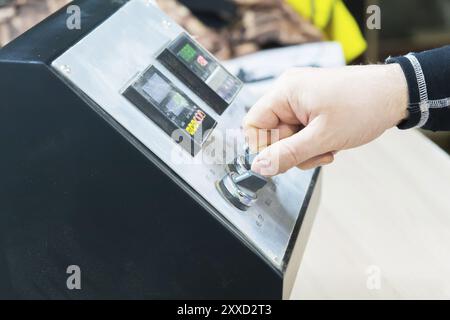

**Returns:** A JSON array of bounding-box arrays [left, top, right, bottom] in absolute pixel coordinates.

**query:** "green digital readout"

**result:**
[[178, 44, 197, 63], [167, 92, 190, 117]]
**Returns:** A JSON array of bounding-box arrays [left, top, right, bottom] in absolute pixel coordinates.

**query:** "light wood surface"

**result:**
[[291, 128, 450, 299]]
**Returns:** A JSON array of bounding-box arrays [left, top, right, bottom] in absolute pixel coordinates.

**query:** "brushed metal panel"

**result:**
[[51, 0, 315, 271]]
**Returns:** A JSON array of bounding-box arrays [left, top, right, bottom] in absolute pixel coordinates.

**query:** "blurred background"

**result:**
[[1, 0, 449, 151]]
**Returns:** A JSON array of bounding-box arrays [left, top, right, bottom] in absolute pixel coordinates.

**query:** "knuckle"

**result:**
[[322, 154, 335, 165], [242, 117, 252, 129], [298, 163, 309, 170]]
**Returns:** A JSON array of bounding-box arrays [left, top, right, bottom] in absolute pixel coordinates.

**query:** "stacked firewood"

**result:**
[[0, 0, 70, 47], [0, 0, 323, 59], [156, 0, 323, 59]]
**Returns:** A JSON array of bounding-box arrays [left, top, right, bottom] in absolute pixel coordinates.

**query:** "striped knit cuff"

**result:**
[[386, 54, 430, 129]]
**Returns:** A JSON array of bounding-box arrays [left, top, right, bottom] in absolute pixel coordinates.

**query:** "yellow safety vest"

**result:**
[[286, 0, 367, 63]]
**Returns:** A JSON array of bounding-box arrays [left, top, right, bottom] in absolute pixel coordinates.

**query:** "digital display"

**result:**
[[123, 66, 217, 156], [206, 67, 242, 104], [158, 33, 243, 115], [178, 44, 197, 63], [142, 73, 171, 104], [166, 92, 191, 117], [178, 44, 210, 70], [174, 41, 216, 82]]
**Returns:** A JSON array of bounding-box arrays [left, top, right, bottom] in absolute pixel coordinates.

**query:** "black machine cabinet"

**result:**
[[0, 0, 321, 299]]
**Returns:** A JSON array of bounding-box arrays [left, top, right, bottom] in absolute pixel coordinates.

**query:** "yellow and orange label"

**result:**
[[186, 110, 206, 136]]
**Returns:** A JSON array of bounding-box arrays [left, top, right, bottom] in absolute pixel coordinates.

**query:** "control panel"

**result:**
[[158, 33, 242, 114], [51, 0, 316, 271], [123, 66, 217, 155]]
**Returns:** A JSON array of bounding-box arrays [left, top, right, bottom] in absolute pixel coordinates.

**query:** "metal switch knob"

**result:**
[[218, 145, 268, 211], [226, 147, 258, 174], [233, 171, 267, 193], [216, 171, 268, 211]]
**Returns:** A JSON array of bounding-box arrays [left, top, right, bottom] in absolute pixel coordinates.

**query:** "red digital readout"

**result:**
[[197, 55, 208, 67]]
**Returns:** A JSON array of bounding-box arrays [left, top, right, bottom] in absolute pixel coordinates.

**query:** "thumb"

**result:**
[[251, 118, 327, 176]]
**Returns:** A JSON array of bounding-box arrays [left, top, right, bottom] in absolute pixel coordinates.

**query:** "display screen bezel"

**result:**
[[122, 66, 217, 156]]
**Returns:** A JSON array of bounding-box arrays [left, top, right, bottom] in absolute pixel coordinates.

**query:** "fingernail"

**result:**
[[252, 157, 272, 174]]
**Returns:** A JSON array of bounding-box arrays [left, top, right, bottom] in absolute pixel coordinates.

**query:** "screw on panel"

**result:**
[[256, 214, 264, 227], [60, 65, 71, 74], [162, 19, 172, 29]]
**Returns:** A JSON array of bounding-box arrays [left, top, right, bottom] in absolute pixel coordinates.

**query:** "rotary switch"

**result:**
[[217, 150, 268, 211], [226, 146, 257, 174]]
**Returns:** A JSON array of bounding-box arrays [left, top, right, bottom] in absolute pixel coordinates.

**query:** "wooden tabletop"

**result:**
[[291, 128, 450, 299]]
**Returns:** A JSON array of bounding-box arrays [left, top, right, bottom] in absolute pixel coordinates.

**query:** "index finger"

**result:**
[[243, 86, 300, 130]]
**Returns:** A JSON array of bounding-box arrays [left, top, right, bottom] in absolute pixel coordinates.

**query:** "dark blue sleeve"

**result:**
[[386, 45, 450, 131]]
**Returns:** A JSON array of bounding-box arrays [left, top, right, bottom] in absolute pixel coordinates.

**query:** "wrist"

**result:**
[[387, 63, 409, 126]]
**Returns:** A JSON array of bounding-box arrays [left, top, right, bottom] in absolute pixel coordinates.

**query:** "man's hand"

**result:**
[[243, 64, 409, 176]]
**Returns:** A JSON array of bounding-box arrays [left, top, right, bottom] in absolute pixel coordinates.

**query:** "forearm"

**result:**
[[386, 45, 450, 131]]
